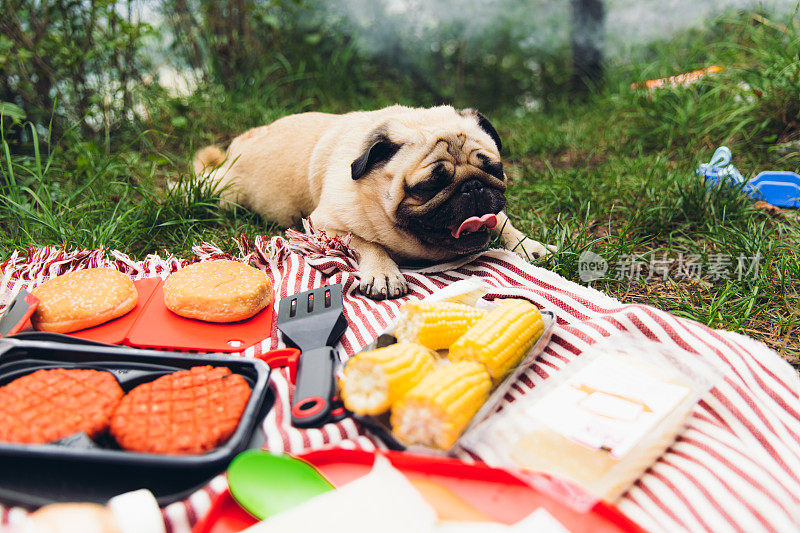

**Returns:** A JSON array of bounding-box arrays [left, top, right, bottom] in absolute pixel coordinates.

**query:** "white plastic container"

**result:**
[[460, 336, 719, 502]]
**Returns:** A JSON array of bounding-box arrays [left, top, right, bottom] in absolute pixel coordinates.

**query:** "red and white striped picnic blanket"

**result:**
[[1, 229, 799, 532]]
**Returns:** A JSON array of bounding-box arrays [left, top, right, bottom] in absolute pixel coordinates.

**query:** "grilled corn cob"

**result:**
[[390, 361, 491, 449], [449, 299, 543, 384], [340, 343, 435, 415], [395, 301, 487, 350]]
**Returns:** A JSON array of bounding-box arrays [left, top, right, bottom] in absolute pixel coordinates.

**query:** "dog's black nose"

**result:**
[[460, 179, 485, 193]]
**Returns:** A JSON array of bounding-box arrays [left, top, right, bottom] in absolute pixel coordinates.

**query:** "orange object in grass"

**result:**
[[631, 65, 724, 90]]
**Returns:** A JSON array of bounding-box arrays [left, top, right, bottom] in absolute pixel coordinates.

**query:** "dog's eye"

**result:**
[[410, 164, 450, 195], [477, 154, 503, 180], [431, 163, 451, 183]]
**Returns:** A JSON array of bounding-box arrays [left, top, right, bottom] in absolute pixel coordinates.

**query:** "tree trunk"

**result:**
[[570, 0, 605, 94]]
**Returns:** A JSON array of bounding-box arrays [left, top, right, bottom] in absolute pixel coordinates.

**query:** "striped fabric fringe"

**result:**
[[2, 227, 799, 532]]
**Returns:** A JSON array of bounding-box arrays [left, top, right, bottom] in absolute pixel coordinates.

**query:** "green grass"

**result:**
[[0, 122, 272, 255], [1, 9, 799, 362]]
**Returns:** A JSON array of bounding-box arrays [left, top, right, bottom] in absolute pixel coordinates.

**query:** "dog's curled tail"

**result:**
[[192, 145, 226, 176]]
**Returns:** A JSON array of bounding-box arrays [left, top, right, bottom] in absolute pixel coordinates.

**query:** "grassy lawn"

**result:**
[[2, 10, 798, 362]]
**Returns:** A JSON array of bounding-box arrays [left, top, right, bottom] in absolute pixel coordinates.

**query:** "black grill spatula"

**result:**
[[277, 284, 348, 428]]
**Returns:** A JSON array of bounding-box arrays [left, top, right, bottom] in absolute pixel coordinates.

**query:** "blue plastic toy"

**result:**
[[748, 171, 800, 208], [697, 146, 800, 208]]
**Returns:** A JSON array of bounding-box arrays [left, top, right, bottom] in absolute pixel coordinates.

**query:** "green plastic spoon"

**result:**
[[227, 450, 335, 520]]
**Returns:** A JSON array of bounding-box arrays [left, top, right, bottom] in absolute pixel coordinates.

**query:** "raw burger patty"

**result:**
[[0, 368, 124, 444], [110, 365, 252, 455]]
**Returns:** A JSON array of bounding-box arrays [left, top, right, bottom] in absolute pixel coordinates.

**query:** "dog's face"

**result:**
[[350, 107, 506, 255]]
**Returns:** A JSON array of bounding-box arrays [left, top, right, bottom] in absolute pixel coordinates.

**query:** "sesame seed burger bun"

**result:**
[[31, 268, 138, 333], [163, 260, 272, 323]]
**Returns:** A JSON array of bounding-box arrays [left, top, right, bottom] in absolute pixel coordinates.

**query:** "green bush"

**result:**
[[0, 1, 153, 140]]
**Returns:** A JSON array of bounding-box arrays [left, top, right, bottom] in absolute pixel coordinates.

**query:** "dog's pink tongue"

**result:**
[[451, 213, 498, 238]]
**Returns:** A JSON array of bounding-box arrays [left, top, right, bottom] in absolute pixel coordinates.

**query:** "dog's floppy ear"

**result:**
[[351, 130, 402, 180], [460, 109, 502, 152]]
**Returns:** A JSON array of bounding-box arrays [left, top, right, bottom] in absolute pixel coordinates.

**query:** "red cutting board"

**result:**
[[20, 277, 274, 353], [16, 278, 161, 345], [124, 280, 274, 352], [192, 449, 643, 533], [70, 278, 162, 345]]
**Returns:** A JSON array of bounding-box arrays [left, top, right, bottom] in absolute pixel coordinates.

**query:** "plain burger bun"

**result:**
[[31, 268, 138, 333], [163, 260, 272, 323]]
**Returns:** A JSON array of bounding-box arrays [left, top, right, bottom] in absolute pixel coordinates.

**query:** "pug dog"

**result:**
[[192, 105, 555, 299]]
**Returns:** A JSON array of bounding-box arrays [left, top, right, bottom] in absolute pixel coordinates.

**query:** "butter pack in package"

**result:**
[[460, 336, 719, 502]]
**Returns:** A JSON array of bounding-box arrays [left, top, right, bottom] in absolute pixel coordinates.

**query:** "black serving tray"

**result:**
[[0, 334, 273, 507]]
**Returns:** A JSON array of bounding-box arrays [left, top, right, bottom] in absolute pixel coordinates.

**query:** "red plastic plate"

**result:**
[[302, 449, 642, 532], [192, 449, 642, 533], [193, 491, 258, 533]]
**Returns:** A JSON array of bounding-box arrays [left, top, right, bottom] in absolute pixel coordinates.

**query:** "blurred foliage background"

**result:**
[[2, 0, 798, 152], [1, 0, 578, 143]]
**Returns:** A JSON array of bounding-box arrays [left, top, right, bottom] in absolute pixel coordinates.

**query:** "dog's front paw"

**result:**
[[510, 237, 558, 261], [359, 267, 409, 300]]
